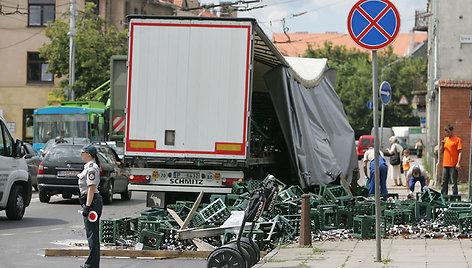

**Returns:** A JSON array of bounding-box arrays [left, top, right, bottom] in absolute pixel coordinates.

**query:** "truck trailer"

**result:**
[[124, 16, 358, 205]]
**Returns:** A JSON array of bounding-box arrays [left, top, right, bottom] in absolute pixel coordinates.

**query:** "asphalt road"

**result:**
[[0, 191, 206, 268]]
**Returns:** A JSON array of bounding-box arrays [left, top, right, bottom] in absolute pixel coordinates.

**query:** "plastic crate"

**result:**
[[232, 181, 248, 195], [351, 201, 374, 216], [278, 185, 304, 202], [247, 179, 264, 193], [353, 215, 384, 239], [370, 201, 396, 215], [448, 203, 472, 210], [100, 218, 123, 245], [353, 215, 375, 239], [384, 209, 414, 226], [199, 198, 231, 224], [415, 202, 432, 220], [140, 229, 164, 250], [459, 214, 472, 233], [138, 220, 161, 232], [263, 175, 286, 191], [310, 208, 320, 231], [325, 185, 350, 201], [336, 207, 353, 229], [122, 217, 140, 236], [318, 205, 338, 230], [140, 208, 168, 219], [444, 210, 471, 226], [420, 188, 446, 207]]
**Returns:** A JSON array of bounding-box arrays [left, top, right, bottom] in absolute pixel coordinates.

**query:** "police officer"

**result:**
[[78, 144, 103, 268]]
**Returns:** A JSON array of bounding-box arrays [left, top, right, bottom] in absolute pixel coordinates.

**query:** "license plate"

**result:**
[[173, 172, 200, 179], [58, 171, 80, 177]]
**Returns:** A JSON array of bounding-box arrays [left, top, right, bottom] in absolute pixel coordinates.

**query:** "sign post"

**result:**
[[348, 0, 400, 262], [379, 81, 392, 147]]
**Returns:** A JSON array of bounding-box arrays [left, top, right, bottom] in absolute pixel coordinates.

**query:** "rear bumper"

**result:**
[[128, 184, 232, 193], [37, 184, 80, 195]]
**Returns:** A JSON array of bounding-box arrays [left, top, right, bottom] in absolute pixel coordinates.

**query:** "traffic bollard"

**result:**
[[299, 194, 312, 246]]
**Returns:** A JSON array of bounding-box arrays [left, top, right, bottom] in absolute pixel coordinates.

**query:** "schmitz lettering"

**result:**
[[170, 178, 204, 185]]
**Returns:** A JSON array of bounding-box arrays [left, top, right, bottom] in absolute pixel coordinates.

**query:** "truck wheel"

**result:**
[[6, 185, 26, 220], [39, 190, 50, 203], [102, 182, 113, 205], [121, 188, 132, 201], [62, 193, 72, 199]]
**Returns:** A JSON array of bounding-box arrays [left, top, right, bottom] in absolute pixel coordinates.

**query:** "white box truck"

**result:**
[[125, 17, 281, 205], [124, 16, 358, 205]]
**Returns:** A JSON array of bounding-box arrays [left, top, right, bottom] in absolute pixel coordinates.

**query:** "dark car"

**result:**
[[39, 137, 91, 159], [22, 143, 41, 191], [37, 143, 131, 204]]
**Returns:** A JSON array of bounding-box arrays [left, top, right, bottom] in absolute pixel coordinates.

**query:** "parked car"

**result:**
[[22, 142, 41, 191], [357, 135, 374, 160], [37, 143, 131, 205], [0, 115, 32, 220]]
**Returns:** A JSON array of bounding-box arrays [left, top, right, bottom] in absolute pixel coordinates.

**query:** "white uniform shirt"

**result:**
[[78, 160, 100, 195], [406, 164, 429, 179]]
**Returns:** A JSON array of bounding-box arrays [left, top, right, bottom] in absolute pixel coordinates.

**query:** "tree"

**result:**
[[303, 42, 427, 137], [40, 3, 128, 101]]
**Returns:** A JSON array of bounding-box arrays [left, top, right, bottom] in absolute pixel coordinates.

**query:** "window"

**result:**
[[28, 0, 55, 27], [0, 121, 14, 157], [85, 0, 99, 15], [27, 52, 53, 83]]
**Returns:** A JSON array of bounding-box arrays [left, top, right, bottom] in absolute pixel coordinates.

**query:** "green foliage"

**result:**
[[39, 3, 127, 100], [303, 42, 427, 137]]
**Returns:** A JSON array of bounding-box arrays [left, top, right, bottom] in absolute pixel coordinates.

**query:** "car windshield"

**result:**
[[360, 138, 372, 147], [45, 146, 83, 163]]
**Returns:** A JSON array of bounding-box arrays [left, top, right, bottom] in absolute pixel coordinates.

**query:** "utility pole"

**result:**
[[68, 0, 77, 101]]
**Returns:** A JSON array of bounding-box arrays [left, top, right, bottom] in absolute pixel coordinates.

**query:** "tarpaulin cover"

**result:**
[[264, 64, 358, 188]]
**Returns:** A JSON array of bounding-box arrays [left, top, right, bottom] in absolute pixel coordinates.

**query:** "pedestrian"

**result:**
[[363, 147, 388, 198], [386, 136, 403, 186], [406, 164, 430, 199], [415, 139, 424, 158], [440, 124, 463, 195], [402, 148, 414, 188], [78, 144, 103, 268]]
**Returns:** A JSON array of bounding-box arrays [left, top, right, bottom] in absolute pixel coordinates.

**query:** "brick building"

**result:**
[[438, 80, 471, 184]]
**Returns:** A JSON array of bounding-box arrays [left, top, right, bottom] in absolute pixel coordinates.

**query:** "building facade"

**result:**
[[426, 0, 472, 186]]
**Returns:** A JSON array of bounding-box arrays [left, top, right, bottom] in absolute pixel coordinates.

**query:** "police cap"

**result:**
[[81, 144, 97, 156]]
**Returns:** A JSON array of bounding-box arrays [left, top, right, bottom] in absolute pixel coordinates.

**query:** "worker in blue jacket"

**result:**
[[363, 147, 388, 198]]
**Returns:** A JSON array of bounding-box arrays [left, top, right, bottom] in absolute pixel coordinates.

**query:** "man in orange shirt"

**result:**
[[440, 124, 463, 195]]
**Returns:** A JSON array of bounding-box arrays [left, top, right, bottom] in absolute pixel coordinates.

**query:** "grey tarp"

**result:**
[[264, 66, 358, 188]]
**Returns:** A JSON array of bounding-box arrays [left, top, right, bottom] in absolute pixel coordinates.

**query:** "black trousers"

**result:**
[[82, 194, 103, 268], [441, 167, 458, 195]]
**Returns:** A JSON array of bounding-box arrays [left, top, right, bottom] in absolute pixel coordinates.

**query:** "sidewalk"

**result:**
[[256, 156, 472, 267], [256, 238, 472, 267]]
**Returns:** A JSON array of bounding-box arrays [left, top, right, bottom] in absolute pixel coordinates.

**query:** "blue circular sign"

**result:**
[[367, 100, 374, 109], [347, 0, 401, 50], [379, 81, 391, 104]]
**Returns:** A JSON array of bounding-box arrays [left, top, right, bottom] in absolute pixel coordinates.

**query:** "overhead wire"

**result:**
[[0, 28, 45, 50]]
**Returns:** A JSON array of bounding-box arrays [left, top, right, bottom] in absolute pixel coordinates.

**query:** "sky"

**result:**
[[199, 0, 428, 37]]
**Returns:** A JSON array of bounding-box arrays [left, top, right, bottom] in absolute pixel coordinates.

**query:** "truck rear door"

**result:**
[[126, 18, 253, 160]]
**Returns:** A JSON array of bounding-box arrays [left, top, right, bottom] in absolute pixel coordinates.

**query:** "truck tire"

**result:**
[[121, 187, 132, 201], [62, 193, 72, 199], [102, 182, 113, 205], [6, 185, 26, 220], [39, 190, 50, 203]]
